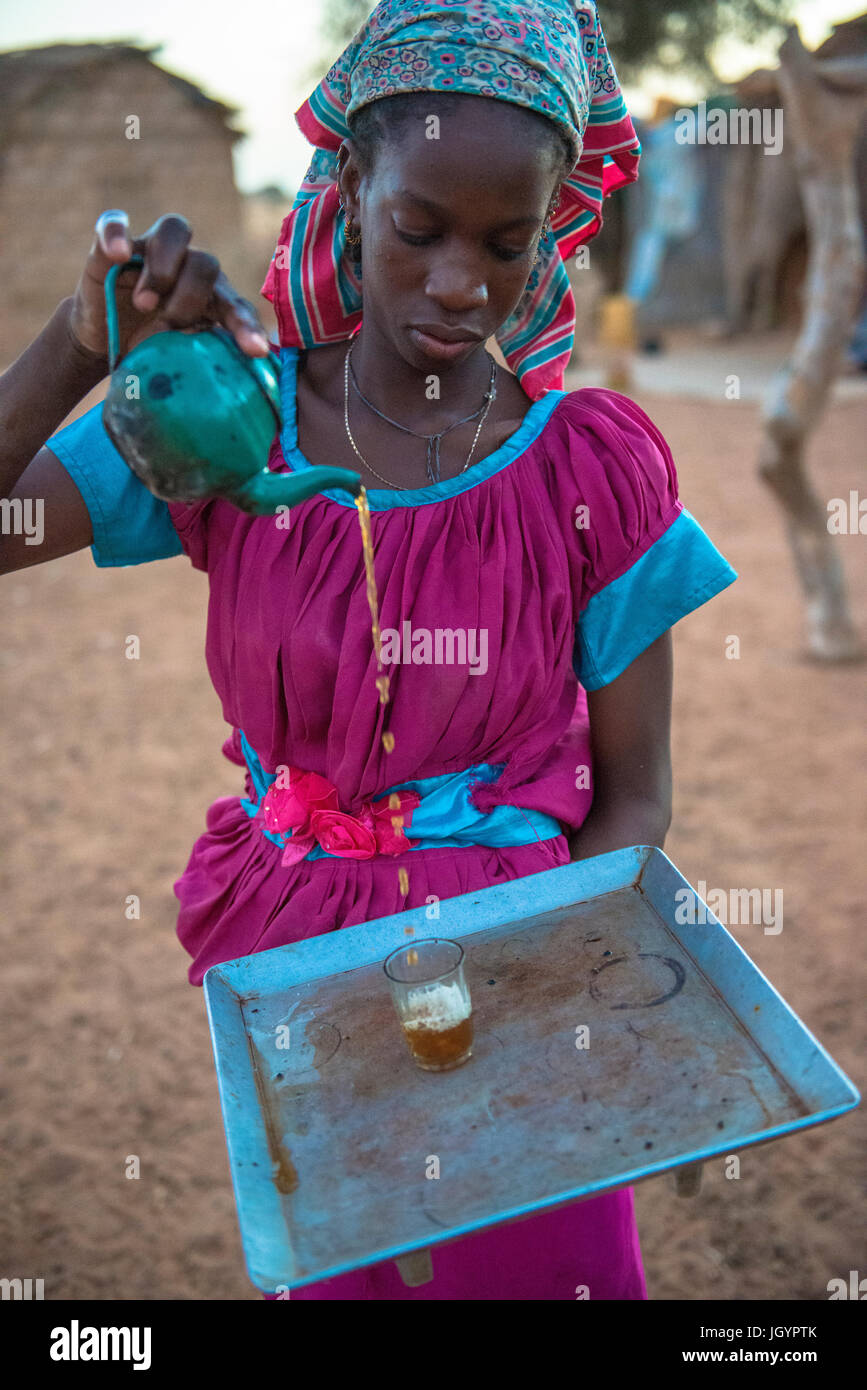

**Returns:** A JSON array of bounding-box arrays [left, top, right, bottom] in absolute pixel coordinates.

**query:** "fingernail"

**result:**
[[134, 289, 159, 312]]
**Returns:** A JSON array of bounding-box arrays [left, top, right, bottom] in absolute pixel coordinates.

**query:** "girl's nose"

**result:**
[[425, 252, 489, 312]]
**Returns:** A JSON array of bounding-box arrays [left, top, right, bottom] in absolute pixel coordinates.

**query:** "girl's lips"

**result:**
[[408, 327, 480, 362]]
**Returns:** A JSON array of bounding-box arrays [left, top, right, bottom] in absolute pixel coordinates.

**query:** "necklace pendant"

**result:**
[[343, 336, 498, 490]]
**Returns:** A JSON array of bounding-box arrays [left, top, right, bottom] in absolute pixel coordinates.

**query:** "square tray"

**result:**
[[203, 846, 859, 1292]]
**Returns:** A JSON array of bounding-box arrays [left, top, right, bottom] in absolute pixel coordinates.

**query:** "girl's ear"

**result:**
[[337, 139, 363, 222]]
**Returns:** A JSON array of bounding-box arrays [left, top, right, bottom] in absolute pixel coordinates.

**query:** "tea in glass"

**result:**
[[383, 938, 473, 1072]]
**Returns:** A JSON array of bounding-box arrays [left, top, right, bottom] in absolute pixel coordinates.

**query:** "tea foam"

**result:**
[[404, 980, 470, 1033]]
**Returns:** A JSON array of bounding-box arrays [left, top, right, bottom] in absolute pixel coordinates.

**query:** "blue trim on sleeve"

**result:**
[[47, 404, 183, 567], [574, 508, 737, 690]]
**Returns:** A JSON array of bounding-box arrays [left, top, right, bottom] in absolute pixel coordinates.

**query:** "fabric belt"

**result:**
[[237, 729, 562, 862]]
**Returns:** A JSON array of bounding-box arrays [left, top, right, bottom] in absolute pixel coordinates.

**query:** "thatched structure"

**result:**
[[0, 42, 249, 359]]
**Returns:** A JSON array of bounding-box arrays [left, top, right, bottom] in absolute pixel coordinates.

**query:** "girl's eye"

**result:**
[[396, 229, 530, 262], [396, 230, 436, 246]]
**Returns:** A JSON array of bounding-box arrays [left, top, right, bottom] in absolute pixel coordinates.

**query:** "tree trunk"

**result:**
[[759, 26, 867, 661]]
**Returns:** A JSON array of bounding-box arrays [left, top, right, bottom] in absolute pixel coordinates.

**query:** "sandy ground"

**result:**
[[0, 380, 864, 1301]]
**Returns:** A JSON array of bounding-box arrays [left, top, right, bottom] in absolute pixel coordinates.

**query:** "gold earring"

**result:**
[[541, 186, 562, 242], [533, 192, 561, 263], [340, 199, 361, 247]]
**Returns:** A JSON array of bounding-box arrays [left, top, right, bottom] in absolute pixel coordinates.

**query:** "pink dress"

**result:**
[[49, 345, 736, 1299]]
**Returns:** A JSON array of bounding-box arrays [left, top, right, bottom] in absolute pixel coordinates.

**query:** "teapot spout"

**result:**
[[229, 465, 363, 514]]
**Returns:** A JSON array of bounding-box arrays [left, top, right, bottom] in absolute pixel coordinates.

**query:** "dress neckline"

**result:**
[[278, 345, 565, 511]]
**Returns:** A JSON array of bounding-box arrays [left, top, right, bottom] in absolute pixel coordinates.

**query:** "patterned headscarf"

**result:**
[[262, 0, 640, 399]]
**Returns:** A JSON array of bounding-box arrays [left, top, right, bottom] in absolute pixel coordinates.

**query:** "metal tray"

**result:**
[[203, 846, 859, 1292]]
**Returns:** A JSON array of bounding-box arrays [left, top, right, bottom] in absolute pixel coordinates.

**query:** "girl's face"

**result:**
[[338, 97, 565, 372]]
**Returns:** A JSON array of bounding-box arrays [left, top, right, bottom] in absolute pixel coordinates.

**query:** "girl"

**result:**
[[3, 0, 737, 1299]]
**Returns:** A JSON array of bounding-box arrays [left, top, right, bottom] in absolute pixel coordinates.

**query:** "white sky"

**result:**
[[0, 0, 863, 193]]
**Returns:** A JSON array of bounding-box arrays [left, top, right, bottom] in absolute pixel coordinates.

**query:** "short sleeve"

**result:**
[[164, 497, 215, 573], [47, 403, 183, 568], [545, 387, 738, 691]]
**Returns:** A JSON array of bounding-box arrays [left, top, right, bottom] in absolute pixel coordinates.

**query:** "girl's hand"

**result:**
[[68, 210, 271, 363]]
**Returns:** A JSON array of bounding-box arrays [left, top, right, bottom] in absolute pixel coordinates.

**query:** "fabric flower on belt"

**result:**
[[262, 767, 420, 866]]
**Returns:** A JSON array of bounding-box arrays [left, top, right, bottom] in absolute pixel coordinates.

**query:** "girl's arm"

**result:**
[[567, 631, 673, 861], [0, 300, 107, 502]]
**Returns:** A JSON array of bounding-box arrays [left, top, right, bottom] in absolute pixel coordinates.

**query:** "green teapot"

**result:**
[[101, 256, 361, 513]]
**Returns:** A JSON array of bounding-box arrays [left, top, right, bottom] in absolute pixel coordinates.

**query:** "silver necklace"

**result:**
[[343, 334, 498, 489]]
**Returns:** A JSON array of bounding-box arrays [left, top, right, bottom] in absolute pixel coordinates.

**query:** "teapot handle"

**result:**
[[104, 254, 144, 371]]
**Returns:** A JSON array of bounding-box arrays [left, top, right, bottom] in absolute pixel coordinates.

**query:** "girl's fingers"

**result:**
[[81, 209, 133, 287], [157, 250, 221, 327], [85, 208, 268, 357], [210, 273, 271, 356], [68, 210, 136, 357], [130, 214, 193, 312], [94, 209, 133, 262]]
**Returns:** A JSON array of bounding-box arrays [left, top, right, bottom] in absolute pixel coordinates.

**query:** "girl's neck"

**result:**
[[349, 321, 497, 432]]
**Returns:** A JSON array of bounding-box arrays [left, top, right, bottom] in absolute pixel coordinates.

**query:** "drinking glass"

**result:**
[[383, 938, 473, 1072]]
